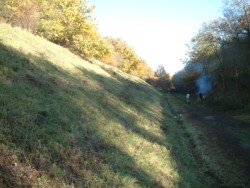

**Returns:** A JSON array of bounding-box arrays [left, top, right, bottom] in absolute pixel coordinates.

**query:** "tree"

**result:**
[[37, 0, 108, 57], [0, 0, 40, 31], [153, 65, 172, 92], [172, 64, 201, 93], [0, 0, 111, 59], [174, 0, 250, 109], [223, 0, 250, 40], [104, 37, 154, 78]]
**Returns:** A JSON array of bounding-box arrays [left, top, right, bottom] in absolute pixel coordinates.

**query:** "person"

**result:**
[[186, 93, 190, 103], [199, 93, 203, 101]]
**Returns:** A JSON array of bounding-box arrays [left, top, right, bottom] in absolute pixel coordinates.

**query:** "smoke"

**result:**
[[196, 74, 212, 94]]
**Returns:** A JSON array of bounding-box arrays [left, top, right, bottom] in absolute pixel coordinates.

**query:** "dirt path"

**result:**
[[165, 94, 250, 187], [184, 100, 250, 174]]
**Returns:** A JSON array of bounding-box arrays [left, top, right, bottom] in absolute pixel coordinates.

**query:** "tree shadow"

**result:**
[[76, 67, 168, 147], [0, 42, 175, 187]]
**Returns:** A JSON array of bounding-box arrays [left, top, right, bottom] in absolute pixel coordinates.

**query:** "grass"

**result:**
[[0, 23, 249, 187], [167, 94, 250, 187], [0, 23, 180, 187]]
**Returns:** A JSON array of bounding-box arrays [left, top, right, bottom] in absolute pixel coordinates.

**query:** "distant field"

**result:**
[[0, 24, 249, 187]]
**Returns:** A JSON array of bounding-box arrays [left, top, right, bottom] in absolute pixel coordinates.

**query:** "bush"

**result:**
[[209, 91, 245, 111]]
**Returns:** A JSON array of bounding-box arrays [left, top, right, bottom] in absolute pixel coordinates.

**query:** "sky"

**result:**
[[90, 0, 224, 75]]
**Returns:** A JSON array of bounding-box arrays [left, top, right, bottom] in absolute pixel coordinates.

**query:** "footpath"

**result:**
[[165, 93, 250, 187]]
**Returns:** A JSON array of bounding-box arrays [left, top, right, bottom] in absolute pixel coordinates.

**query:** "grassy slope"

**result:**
[[0, 23, 246, 187], [0, 23, 178, 187]]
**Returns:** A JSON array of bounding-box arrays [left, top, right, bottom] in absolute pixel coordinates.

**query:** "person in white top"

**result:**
[[186, 93, 190, 103]]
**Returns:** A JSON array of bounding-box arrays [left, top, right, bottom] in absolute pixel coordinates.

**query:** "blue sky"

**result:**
[[90, 0, 224, 75]]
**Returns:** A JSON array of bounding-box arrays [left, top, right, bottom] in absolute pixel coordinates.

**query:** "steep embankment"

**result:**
[[1, 24, 248, 187], [0, 23, 180, 187]]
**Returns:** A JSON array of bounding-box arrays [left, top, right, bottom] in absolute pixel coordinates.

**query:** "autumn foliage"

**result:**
[[173, 0, 250, 110], [146, 65, 173, 92], [104, 37, 154, 78], [0, 0, 155, 79], [0, 0, 109, 58]]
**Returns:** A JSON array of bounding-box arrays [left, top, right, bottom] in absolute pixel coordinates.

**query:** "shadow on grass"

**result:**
[[0, 42, 174, 187], [76, 67, 168, 147]]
